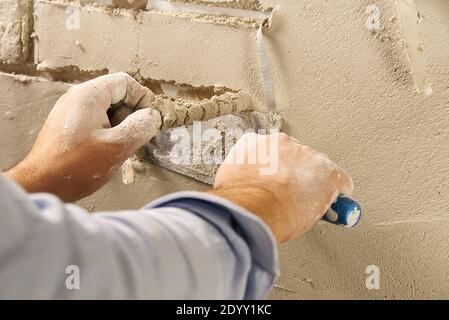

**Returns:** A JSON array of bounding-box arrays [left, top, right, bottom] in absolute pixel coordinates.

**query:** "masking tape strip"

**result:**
[[256, 25, 277, 113]]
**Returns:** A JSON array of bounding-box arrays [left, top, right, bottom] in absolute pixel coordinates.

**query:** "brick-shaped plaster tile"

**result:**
[[0, 0, 33, 63]]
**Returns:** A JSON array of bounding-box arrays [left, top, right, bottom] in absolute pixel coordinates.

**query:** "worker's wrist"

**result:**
[[209, 185, 295, 244], [5, 156, 48, 193]]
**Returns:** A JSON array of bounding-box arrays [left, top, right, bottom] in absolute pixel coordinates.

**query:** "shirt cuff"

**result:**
[[146, 192, 280, 296]]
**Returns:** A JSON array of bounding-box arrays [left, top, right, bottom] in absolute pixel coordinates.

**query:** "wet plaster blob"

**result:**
[[168, 0, 263, 10]]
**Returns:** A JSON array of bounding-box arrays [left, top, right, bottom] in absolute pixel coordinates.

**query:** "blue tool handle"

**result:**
[[322, 196, 362, 228]]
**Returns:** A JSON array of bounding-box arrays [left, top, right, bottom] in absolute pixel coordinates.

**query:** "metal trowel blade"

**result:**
[[146, 111, 282, 185]]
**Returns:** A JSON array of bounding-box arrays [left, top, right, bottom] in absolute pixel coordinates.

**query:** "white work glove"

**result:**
[[6, 72, 161, 202]]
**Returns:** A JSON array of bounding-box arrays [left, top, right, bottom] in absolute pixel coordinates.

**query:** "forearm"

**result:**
[[6, 155, 71, 200], [5, 73, 162, 203], [0, 175, 278, 299]]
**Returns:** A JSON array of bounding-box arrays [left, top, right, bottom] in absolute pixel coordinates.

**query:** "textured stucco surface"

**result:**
[[0, 0, 33, 63], [1, 0, 449, 299], [0, 73, 69, 168]]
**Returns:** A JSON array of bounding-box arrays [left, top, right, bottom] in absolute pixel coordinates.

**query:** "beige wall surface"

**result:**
[[1, 0, 449, 299]]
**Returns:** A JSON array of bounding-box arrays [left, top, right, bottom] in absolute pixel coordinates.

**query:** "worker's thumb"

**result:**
[[97, 108, 162, 151]]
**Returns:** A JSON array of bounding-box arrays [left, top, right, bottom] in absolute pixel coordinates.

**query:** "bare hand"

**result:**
[[6, 73, 161, 202], [211, 133, 354, 243]]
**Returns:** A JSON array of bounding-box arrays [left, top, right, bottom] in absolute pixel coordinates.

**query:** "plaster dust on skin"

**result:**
[[61, 73, 163, 156]]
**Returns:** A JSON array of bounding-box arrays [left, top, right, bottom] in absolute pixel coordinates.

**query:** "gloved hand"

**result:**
[[6, 72, 161, 202], [211, 133, 354, 243]]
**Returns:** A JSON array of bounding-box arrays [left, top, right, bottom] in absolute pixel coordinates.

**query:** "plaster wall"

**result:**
[[1, 0, 449, 299]]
